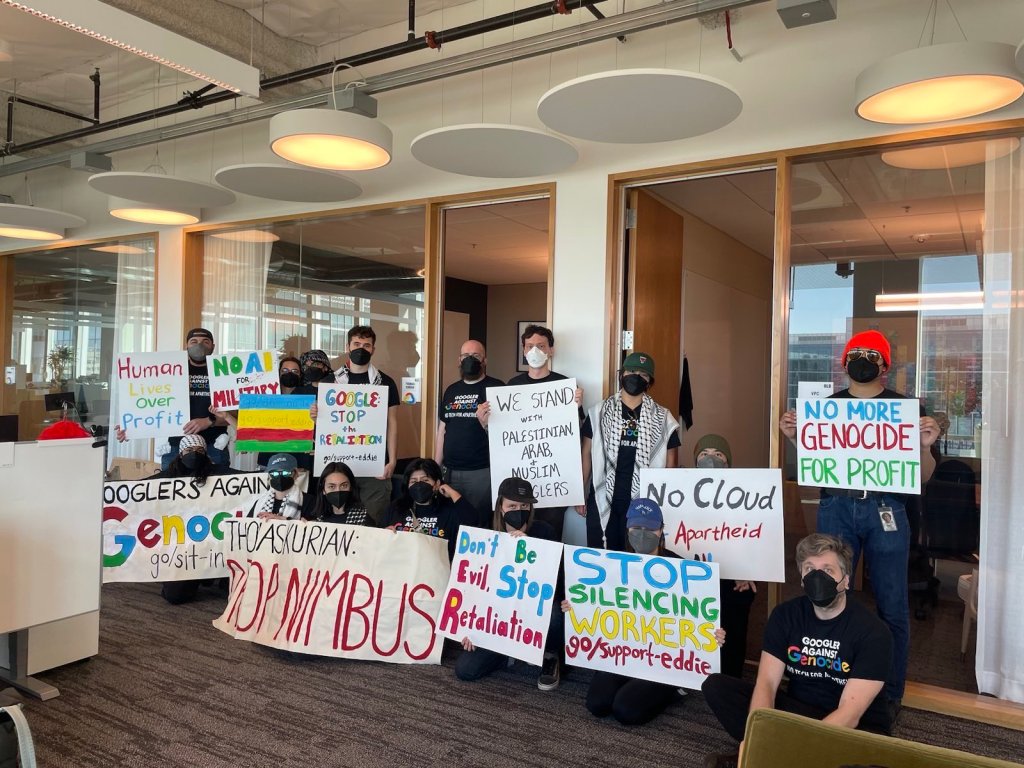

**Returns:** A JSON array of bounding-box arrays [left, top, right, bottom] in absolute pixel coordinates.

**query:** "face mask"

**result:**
[[409, 481, 435, 504], [349, 348, 372, 366], [460, 356, 483, 379], [628, 529, 662, 554], [181, 452, 207, 471], [696, 454, 728, 469], [280, 371, 301, 389], [503, 509, 529, 530], [803, 569, 842, 608], [525, 347, 548, 369], [304, 368, 327, 383], [621, 374, 649, 397], [187, 343, 208, 363], [846, 358, 881, 384], [325, 490, 350, 510], [269, 475, 295, 492]]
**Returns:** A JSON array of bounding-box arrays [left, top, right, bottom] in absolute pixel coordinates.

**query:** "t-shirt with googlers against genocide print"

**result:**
[[438, 376, 504, 470]]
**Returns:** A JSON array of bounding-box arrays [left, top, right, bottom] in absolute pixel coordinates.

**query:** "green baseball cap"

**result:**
[[622, 351, 655, 380]]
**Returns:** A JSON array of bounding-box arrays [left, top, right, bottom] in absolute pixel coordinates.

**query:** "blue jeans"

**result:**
[[161, 442, 230, 471], [817, 492, 910, 701]]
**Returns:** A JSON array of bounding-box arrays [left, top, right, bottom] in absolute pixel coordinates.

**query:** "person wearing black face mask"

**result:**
[[252, 356, 315, 474], [702, 534, 894, 768], [303, 461, 373, 526], [254, 453, 305, 521], [295, 349, 336, 390], [581, 352, 681, 550], [382, 458, 476, 560]]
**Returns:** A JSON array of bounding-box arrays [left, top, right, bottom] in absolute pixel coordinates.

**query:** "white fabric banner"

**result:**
[[213, 522, 450, 664], [208, 350, 281, 410], [314, 384, 389, 476], [114, 351, 190, 439]]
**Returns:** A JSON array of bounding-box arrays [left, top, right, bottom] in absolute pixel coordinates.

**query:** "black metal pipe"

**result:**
[[585, 3, 626, 42], [91, 69, 100, 123], [7, 94, 99, 125], [5, 97, 12, 146], [408, 0, 416, 41]]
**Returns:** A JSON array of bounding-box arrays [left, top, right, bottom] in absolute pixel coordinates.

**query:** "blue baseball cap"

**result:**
[[626, 498, 664, 530]]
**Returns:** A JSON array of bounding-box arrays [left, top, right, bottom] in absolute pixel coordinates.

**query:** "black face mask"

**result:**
[[460, 356, 483, 379], [349, 348, 372, 366], [409, 481, 436, 504], [846, 358, 881, 384], [325, 490, 350, 510], [621, 373, 649, 397], [803, 569, 841, 608], [181, 452, 207, 471], [280, 371, 301, 389], [304, 368, 335, 385], [502, 509, 529, 531], [270, 475, 295, 492]]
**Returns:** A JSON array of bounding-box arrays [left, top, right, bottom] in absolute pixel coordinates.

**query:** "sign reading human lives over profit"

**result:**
[[101, 474, 270, 583], [639, 469, 785, 583], [115, 351, 190, 439], [314, 384, 389, 476], [563, 547, 721, 689], [435, 526, 562, 666], [209, 350, 280, 410], [486, 378, 585, 507], [213, 521, 450, 664], [235, 394, 316, 453], [797, 398, 922, 495]]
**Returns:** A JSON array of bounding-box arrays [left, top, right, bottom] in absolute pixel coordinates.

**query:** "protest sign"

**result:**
[[563, 546, 721, 689], [209, 350, 280, 410], [798, 381, 834, 400], [486, 378, 584, 507], [102, 473, 270, 583], [436, 525, 562, 665], [213, 522, 450, 664], [235, 393, 315, 453], [114, 351, 189, 439], [639, 468, 785, 583], [796, 397, 922, 494], [314, 384, 388, 476]]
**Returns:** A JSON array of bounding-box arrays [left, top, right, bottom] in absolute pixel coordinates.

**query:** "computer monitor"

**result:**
[[44, 392, 76, 412], [0, 414, 17, 442]]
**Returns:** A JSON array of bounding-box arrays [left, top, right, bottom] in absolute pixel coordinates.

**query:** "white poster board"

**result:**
[[114, 351, 190, 439], [314, 384, 389, 476], [208, 350, 281, 410]]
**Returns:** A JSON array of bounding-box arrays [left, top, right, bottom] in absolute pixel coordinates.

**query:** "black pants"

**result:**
[[161, 580, 200, 605], [720, 581, 756, 678], [586, 672, 678, 725], [454, 603, 565, 681]]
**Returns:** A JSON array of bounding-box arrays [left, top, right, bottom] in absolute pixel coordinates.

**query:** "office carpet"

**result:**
[[16, 583, 1024, 768]]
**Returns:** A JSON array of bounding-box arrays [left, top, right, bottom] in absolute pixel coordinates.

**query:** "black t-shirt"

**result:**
[[764, 596, 892, 728], [343, 369, 400, 463], [169, 360, 227, 450], [383, 496, 476, 559], [438, 376, 504, 470]]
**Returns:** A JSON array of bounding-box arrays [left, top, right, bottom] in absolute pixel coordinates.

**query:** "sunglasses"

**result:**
[[268, 470, 293, 478], [845, 349, 884, 365]]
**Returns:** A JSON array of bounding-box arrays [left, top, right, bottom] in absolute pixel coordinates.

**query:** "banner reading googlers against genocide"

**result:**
[[436, 526, 562, 665], [115, 351, 190, 439], [639, 468, 785, 583], [101, 473, 270, 583], [797, 397, 922, 495], [314, 384, 389, 476], [213, 522, 450, 664], [486, 378, 585, 507], [563, 546, 721, 689], [209, 350, 280, 410]]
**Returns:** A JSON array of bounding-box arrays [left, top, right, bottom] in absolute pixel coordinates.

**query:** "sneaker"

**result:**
[[537, 653, 561, 691], [702, 753, 738, 768]]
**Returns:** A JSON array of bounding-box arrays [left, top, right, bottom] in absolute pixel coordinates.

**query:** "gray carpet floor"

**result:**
[[15, 583, 1024, 767]]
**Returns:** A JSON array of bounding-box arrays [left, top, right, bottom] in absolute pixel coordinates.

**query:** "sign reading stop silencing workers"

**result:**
[[115, 351, 190, 439], [209, 350, 281, 410], [563, 546, 721, 690], [436, 526, 562, 666], [486, 378, 585, 507], [797, 397, 922, 495], [639, 468, 785, 583], [314, 384, 389, 476]]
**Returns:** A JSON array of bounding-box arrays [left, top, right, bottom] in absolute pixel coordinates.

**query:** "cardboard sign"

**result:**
[[114, 351, 190, 439], [563, 546, 721, 689], [796, 397, 922, 494], [102, 474, 270, 582], [314, 384, 388, 476], [486, 378, 584, 507], [436, 526, 562, 665], [209, 350, 280, 411], [639, 468, 785, 583], [235, 393, 315, 453], [213, 521, 450, 664]]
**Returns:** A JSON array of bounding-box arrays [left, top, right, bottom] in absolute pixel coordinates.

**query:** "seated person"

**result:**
[[303, 461, 374, 526], [253, 453, 305, 520], [382, 458, 476, 559], [455, 476, 563, 691], [701, 533, 893, 768]]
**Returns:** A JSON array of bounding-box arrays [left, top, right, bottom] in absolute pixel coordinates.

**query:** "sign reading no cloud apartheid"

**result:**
[[563, 547, 721, 689], [436, 526, 562, 665], [115, 351, 190, 439], [486, 378, 584, 507], [209, 350, 280, 410], [639, 468, 785, 583], [797, 398, 922, 495], [314, 384, 389, 476], [214, 521, 450, 664]]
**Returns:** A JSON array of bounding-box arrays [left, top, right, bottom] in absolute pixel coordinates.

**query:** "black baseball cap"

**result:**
[[497, 477, 538, 504], [185, 327, 214, 342]]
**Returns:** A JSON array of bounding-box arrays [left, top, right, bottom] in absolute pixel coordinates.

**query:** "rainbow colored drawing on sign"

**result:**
[[236, 393, 315, 453]]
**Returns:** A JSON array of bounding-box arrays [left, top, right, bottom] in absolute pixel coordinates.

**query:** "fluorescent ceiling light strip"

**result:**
[[875, 291, 984, 312], [2, 0, 260, 96]]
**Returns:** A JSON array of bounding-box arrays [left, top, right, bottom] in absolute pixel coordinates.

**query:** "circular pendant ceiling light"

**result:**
[[90, 244, 148, 254], [537, 68, 742, 143], [269, 109, 392, 171], [209, 229, 280, 243], [89, 172, 235, 225], [881, 137, 1020, 169], [856, 41, 1024, 124], [0, 204, 86, 241], [214, 163, 362, 202], [107, 198, 200, 225], [411, 124, 578, 177]]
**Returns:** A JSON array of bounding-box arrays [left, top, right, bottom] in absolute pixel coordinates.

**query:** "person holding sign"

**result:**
[[255, 356, 311, 472], [296, 350, 336, 389], [701, 534, 893, 768], [454, 477, 564, 691], [383, 458, 476, 559], [303, 461, 374, 527], [779, 330, 938, 711], [582, 352, 680, 550]]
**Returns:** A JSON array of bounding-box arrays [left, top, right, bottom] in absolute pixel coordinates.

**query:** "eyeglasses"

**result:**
[[845, 349, 884, 364]]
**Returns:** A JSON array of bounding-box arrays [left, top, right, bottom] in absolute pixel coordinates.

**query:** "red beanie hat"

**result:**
[[841, 330, 891, 367]]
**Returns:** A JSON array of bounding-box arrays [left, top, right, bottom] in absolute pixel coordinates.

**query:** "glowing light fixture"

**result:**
[[90, 172, 235, 226], [210, 229, 280, 243], [0, 203, 85, 240], [108, 197, 199, 225], [856, 42, 1024, 124], [269, 109, 392, 171], [875, 291, 983, 312], [881, 137, 1020, 169], [90, 244, 147, 254]]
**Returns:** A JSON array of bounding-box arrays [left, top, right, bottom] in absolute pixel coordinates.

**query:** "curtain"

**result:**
[[977, 142, 1024, 703], [202, 235, 272, 471]]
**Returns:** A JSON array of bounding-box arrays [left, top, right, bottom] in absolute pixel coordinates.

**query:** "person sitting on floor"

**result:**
[[254, 453, 305, 521], [303, 461, 375, 526]]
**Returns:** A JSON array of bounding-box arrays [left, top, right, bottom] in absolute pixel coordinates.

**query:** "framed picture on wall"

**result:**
[[517, 320, 546, 372]]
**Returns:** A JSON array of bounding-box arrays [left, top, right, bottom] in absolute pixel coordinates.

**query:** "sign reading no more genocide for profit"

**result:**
[[115, 351, 190, 439], [314, 384, 389, 476], [209, 350, 281, 410], [796, 397, 922, 495]]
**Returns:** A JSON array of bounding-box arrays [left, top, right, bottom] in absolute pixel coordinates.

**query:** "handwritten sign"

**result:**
[[797, 398, 922, 494], [563, 546, 721, 689], [639, 468, 785, 582], [486, 378, 584, 507], [213, 521, 450, 664], [235, 393, 315, 453], [102, 473, 270, 582], [436, 526, 562, 665], [209, 350, 280, 410], [115, 351, 189, 439], [314, 384, 388, 476]]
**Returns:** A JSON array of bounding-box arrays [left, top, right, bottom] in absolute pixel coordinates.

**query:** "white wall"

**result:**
[[486, 282, 548, 383]]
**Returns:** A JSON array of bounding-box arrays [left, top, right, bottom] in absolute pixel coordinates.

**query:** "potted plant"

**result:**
[[47, 344, 74, 389]]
